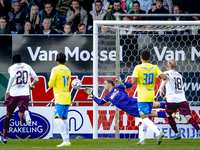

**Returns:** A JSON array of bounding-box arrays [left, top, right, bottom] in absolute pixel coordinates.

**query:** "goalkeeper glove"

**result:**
[[114, 79, 124, 86], [84, 87, 94, 98]]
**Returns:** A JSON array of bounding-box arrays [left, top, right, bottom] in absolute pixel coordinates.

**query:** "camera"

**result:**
[[77, 6, 81, 10]]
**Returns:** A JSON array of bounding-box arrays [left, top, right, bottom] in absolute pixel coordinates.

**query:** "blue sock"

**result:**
[[160, 102, 166, 109], [157, 112, 167, 118]]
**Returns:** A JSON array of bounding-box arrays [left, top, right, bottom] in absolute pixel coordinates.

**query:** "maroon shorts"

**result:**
[[4, 95, 29, 113], [166, 101, 191, 116]]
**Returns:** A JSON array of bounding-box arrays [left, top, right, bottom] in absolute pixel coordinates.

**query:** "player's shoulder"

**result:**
[[51, 66, 57, 72]]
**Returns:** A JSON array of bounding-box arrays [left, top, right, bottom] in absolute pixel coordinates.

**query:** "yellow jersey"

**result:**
[[48, 64, 71, 105], [132, 63, 163, 102]]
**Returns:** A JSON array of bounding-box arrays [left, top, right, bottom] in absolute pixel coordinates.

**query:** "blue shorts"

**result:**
[[138, 102, 153, 116], [54, 103, 70, 118]]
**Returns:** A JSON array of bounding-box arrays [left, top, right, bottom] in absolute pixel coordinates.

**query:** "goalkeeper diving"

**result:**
[[84, 79, 181, 119]]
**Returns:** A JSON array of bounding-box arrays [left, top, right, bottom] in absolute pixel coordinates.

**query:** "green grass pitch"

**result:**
[[0, 139, 200, 150]]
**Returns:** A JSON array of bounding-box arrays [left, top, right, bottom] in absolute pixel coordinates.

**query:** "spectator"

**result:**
[[74, 23, 93, 34], [0, 0, 11, 18], [153, 0, 173, 14], [88, 0, 107, 30], [172, 0, 186, 13], [120, 17, 136, 35], [63, 22, 72, 34], [37, 18, 58, 34], [168, 5, 187, 21], [40, 2, 61, 31], [136, 0, 153, 14], [92, 0, 110, 11], [8, 0, 26, 33], [129, 1, 146, 20], [20, 0, 36, 18], [17, 20, 35, 34], [147, 0, 169, 20], [34, 0, 58, 11], [105, 0, 126, 20], [0, 16, 11, 34], [100, 26, 108, 34], [66, 0, 88, 32], [28, 5, 40, 33], [186, 0, 200, 14], [56, 0, 71, 25], [168, 5, 189, 34]]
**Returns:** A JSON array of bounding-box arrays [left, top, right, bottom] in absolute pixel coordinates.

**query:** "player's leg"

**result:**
[[153, 102, 166, 109], [1, 96, 18, 144], [138, 102, 164, 145], [179, 102, 200, 135], [137, 122, 147, 145], [149, 110, 181, 121], [54, 104, 71, 147], [166, 102, 180, 140], [18, 96, 31, 125]]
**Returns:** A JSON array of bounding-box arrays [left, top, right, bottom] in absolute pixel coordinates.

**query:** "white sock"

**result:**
[[143, 118, 160, 136], [54, 118, 68, 142], [140, 121, 147, 142], [62, 119, 69, 142]]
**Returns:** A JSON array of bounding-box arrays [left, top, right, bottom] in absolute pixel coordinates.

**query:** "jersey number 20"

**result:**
[[16, 71, 28, 84]]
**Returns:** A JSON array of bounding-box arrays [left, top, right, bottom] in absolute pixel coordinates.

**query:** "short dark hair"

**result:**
[[105, 79, 114, 86], [13, 54, 22, 63], [78, 23, 85, 28], [133, 1, 140, 7], [114, 0, 121, 4], [156, 0, 163, 3], [71, 0, 80, 4], [23, 20, 31, 26], [44, 1, 52, 6], [141, 50, 150, 60], [56, 53, 66, 64], [95, 0, 102, 5]]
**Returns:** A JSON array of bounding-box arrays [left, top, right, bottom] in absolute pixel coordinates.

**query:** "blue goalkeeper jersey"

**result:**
[[93, 82, 140, 117]]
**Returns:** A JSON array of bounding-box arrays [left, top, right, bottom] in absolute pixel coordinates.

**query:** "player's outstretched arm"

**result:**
[[30, 76, 39, 90], [131, 77, 137, 85], [114, 80, 124, 86], [84, 87, 107, 105]]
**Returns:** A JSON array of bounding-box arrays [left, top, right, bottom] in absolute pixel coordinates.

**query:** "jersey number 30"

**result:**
[[143, 73, 154, 85]]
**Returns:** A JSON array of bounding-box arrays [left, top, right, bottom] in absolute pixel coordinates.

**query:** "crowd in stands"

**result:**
[[0, 0, 199, 35]]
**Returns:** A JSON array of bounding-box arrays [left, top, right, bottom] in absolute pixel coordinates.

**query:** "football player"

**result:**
[[48, 53, 71, 147], [160, 59, 200, 140], [1, 54, 38, 144]]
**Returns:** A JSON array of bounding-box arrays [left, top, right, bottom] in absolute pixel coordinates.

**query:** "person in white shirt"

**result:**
[[160, 59, 200, 140], [37, 18, 58, 34], [0, 54, 39, 144], [120, 17, 136, 35]]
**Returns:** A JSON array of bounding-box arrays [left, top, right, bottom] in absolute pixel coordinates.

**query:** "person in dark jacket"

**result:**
[[37, 18, 58, 34], [27, 5, 41, 33], [147, 0, 169, 20], [0, 0, 11, 18], [8, 0, 26, 32], [0, 16, 11, 34], [105, 0, 126, 20], [40, 2, 61, 31], [129, 1, 146, 20], [17, 20, 35, 34]]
